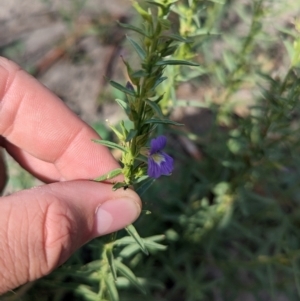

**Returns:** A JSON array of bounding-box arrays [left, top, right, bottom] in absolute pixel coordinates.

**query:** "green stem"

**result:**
[[126, 33, 161, 183], [98, 251, 108, 299]]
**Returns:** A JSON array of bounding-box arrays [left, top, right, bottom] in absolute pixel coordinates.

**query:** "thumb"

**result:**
[[0, 180, 141, 294]]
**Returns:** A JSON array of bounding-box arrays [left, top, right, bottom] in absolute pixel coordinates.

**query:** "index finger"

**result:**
[[0, 56, 119, 181]]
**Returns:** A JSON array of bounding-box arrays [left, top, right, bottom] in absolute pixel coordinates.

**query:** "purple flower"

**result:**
[[147, 136, 174, 179]]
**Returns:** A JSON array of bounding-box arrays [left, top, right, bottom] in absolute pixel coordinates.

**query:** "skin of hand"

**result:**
[[0, 56, 141, 294]]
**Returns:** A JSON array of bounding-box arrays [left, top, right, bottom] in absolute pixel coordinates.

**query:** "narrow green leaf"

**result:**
[[120, 120, 129, 138], [126, 36, 146, 60], [159, 18, 171, 30], [131, 69, 148, 78], [126, 129, 138, 142], [132, 175, 149, 184], [115, 98, 129, 112], [113, 236, 136, 246], [114, 233, 162, 247], [116, 276, 164, 290], [144, 241, 167, 251], [108, 124, 124, 141], [152, 94, 164, 104], [115, 261, 147, 294], [152, 76, 168, 90], [135, 132, 150, 147], [162, 45, 179, 57], [147, 0, 167, 5], [106, 248, 117, 281], [112, 182, 129, 190], [92, 139, 126, 151], [144, 234, 165, 242], [145, 99, 164, 119], [94, 168, 123, 182], [144, 119, 184, 126], [155, 59, 199, 66], [125, 224, 149, 255], [105, 276, 119, 301], [109, 80, 136, 96], [75, 285, 99, 299], [117, 21, 148, 37], [146, 1, 165, 9], [119, 244, 141, 258], [126, 231, 154, 255], [132, 1, 152, 22]]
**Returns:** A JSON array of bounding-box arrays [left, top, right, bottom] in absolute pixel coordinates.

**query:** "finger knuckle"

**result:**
[[41, 195, 78, 273]]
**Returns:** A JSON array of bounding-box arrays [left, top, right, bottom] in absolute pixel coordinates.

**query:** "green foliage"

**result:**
[[95, 0, 198, 188], [4, 0, 300, 301]]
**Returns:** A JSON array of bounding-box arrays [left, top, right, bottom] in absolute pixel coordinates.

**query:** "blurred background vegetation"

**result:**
[[2, 0, 300, 300]]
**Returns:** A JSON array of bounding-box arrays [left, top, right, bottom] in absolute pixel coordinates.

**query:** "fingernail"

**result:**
[[94, 198, 141, 236]]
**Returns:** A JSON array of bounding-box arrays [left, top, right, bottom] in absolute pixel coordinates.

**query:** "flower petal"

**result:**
[[159, 152, 174, 176], [150, 136, 167, 154], [147, 157, 161, 178], [147, 152, 173, 178]]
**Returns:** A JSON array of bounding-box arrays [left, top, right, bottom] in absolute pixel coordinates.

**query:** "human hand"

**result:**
[[0, 57, 141, 294]]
